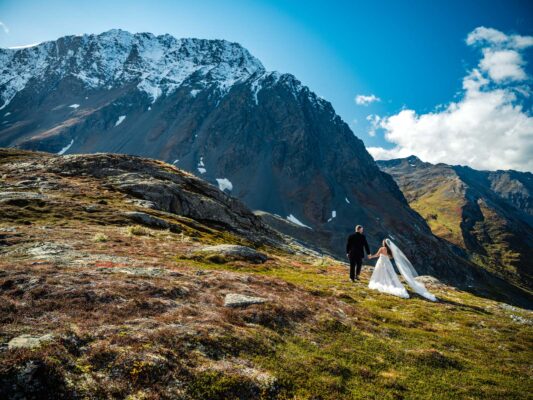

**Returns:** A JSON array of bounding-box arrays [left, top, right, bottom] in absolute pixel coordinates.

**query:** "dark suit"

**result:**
[[346, 232, 370, 280]]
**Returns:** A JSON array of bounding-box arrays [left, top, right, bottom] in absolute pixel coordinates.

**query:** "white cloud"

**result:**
[[466, 27, 508, 46], [368, 27, 533, 172], [366, 114, 381, 137], [355, 94, 380, 105], [468, 26, 533, 83], [0, 21, 9, 35], [480, 49, 527, 82], [466, 26, 533, 49]]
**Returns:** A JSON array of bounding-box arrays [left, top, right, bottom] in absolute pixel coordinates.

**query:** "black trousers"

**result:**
[[349, 256, 362, 280]]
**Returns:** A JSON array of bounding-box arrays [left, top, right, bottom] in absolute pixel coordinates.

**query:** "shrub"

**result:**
[[93, 233, 109, 242], [125, 225, 151, 237]]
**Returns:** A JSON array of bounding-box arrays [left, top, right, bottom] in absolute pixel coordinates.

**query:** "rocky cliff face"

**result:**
[[0, 29, 518, 290], [0, 148, 295, 250], [378, 156, 533, 291]]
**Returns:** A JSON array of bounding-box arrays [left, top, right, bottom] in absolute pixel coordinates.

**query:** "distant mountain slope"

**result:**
[[0, 29, 519, 293], [378, 156, 533, 290]]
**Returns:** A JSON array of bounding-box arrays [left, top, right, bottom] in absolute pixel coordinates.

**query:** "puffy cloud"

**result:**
[[468, 26, 533, 82], [368, 27, 533, 172], [366, 114, 381, 137], [480, 49, 527, 82], [355, 94, 380, 105], [466, 26, 533, 49]]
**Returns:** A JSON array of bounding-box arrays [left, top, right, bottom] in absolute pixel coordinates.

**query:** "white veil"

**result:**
[[385, 238, 437, 302]]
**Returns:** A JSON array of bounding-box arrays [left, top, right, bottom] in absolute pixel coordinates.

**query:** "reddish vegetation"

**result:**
[[0, 149, 355, 398]]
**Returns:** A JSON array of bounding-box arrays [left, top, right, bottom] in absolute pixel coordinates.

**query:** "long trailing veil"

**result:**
[[385, 238, 437, 302]]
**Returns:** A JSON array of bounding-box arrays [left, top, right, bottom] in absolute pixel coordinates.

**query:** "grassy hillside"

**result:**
[[378, 158, 533, 293], [409, 180, 466, 248], [0, 150, 531, 399], [471, 199, 522, 280]]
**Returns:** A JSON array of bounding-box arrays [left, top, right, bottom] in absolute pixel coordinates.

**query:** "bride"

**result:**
[[368, 238, 437, 301]]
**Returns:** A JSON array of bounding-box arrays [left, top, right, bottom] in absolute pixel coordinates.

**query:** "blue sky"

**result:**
[[1, 0, 532, 170]]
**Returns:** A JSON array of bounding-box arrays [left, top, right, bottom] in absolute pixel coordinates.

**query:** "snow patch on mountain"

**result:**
[[327, 210, 337, 223], [216, 178, 233, 192], [137, 80, 162, 103], [287, 214, 312, 229], [57, 139, 74, 155], [197, 157, 207, 174], [115, 115, 126, 126], [249, 72, 281, 105], [8, 43, 41, 49]]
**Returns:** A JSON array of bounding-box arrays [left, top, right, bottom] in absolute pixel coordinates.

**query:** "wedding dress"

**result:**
[[368, 239, 437, 301], [368, 254, 410, 299]]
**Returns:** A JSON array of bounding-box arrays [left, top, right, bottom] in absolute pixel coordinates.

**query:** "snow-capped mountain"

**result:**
[[0, 29, 263, 109], [1, 29, 527, 296]]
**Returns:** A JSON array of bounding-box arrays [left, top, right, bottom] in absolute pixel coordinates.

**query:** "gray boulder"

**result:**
[[8, 334, 54, 349], [195, 244, 268, 264], [224, 293, 267, 308]]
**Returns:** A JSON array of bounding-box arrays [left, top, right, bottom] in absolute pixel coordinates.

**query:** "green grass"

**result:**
[[409, 181, 465, 248], [180, 258, 533, 399]]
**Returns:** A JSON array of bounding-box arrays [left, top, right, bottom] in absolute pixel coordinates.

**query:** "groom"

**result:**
[[346, 225, 370, 282]]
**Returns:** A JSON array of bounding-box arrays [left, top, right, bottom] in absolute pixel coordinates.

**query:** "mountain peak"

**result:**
[[376, 155, 426, 169], [0, 29, 265, 108], [97, 28, 134, 40]]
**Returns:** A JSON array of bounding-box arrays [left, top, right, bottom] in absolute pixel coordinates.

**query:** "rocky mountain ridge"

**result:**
[[0, 29, 264, 110], [378, 156, 533, 291]]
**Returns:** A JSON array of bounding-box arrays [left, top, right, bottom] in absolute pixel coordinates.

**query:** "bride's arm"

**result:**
[[368, 247, 384, 259]]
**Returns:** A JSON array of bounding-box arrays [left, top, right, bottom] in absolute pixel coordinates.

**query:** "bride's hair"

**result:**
[[383, 239, 393, 257]]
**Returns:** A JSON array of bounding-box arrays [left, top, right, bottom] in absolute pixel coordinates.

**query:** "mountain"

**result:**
[[0, 148, 532, 399], [377, 156, 533, 291], [0, 29, 526, 295]]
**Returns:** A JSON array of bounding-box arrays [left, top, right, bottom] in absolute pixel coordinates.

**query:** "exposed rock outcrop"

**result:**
[[194, 244, 268, 264], [224, 293, 268, 307]]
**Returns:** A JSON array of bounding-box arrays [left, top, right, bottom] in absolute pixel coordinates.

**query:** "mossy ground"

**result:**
[[0, 149, 531, 399], [180, 258, 532, 399]]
